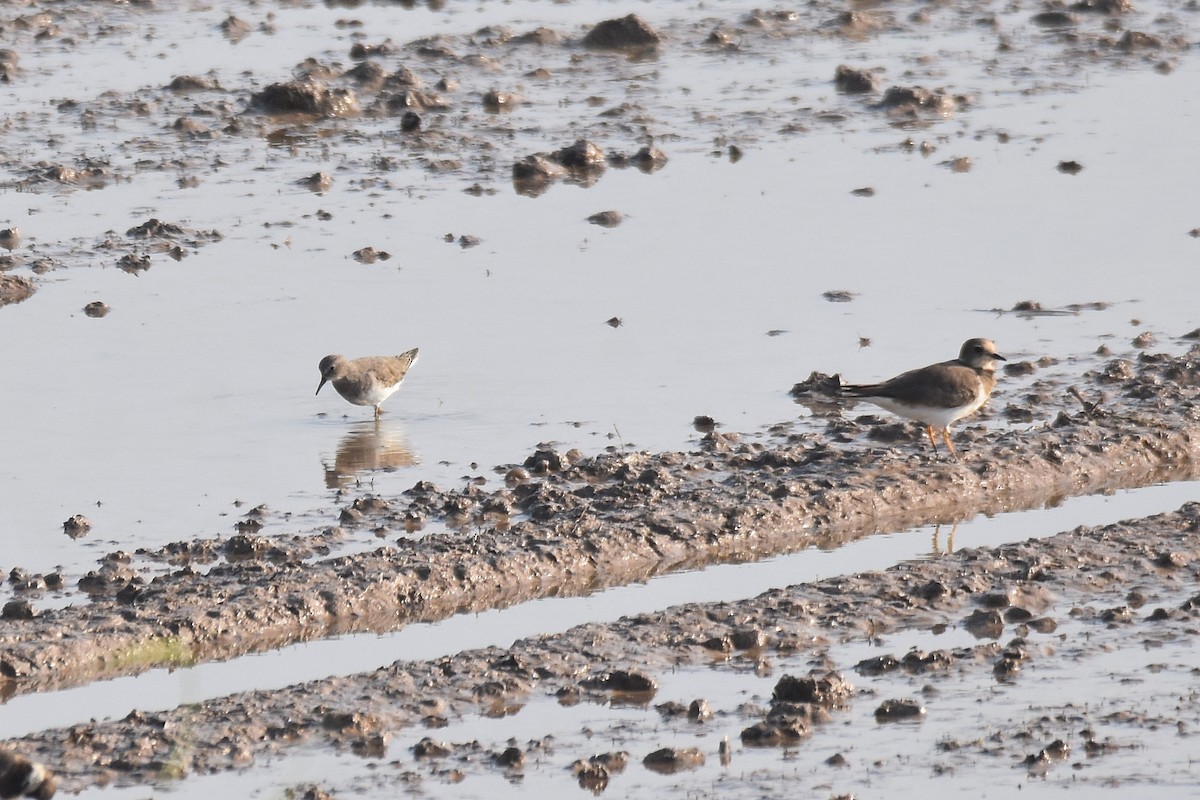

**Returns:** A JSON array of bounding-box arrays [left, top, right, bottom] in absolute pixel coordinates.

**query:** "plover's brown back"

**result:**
[[843, 338, 1004, 456]]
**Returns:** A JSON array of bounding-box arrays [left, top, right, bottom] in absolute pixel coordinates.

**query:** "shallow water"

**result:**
[[3, 58, 1199, 588]]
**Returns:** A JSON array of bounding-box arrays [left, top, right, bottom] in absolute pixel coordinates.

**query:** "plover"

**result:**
[[0, 749, 55, 800], [316, 349, 419, 418], [843, 338, 1005, 457]]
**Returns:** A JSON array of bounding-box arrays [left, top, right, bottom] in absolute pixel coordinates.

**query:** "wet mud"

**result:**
[[1, 345, 1198, 697], [7, 472, 1200, 793], [0, 0, 1192, 289]]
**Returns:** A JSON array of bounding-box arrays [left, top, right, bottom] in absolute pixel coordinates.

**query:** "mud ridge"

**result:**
[[0, 348, 1197, 696], [8, 498, 1200, 790]]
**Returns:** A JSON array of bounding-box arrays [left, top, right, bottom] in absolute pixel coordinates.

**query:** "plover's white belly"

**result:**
[[864, 385, 987, 428]]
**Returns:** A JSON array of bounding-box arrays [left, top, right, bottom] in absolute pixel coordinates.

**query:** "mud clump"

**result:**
[[834, 64, 879, 94], [642, 746, 704, 774], [743, 671, 851, 745], [0, 275, 34, 307], [0, 49, 20, 83], [250, 80, 359, 117], [62, 515, 91, 539], [587, 210, 624, 228], [875, 85, 957, 117], [582, 14, 661, 52], [554, 139, 606, 172], [874, 698, 926, 721]]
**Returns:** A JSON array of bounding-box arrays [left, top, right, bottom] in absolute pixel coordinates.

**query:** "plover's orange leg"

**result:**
[[925, 425, 940, 454], [941, 428, 958, 459]]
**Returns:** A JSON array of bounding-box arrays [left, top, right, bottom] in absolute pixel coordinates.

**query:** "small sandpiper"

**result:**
[[843, 338, 1005, 457], [316, 348, 419, 418]]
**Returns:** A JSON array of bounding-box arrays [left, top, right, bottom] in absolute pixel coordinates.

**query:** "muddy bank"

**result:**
[[1, 346, 1197, 695], [1, 1, 1193, 290], [8, 496, 1200, 791]]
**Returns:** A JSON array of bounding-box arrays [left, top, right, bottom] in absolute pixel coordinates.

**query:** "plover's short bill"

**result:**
[[843, 338, 1005, 457], [316, 348, 419, 418]]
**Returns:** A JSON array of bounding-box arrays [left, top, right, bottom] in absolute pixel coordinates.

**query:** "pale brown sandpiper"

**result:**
[[843, 338, 1005, 457], [316, 348, 419, 418]]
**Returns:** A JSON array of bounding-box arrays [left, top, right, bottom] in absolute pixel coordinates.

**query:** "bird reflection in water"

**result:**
[[323, 419, 417, 489]]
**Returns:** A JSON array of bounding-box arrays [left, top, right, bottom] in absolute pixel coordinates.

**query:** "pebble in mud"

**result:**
[[117, 254, 151, 274], [61, 515, 91, 539], [249, 80, 359, 117], [1, 600, 36, 621], [1022, 739, 1070, 768], [511, 154, 566, 194], [642, 746, 704, 774], [772, 672, 853, 705], [962, 608, 1004, 639], [874, 85, 955, 116], [579, 669, 657, 694], [492, 746, 523, 769], [411, 738, 453, 759], [586, 210, 624, 228], [481, 90, 520, 112], [687, 699, 714, 721], [874, 699, 926, 721], [297, 173, 332, 192], [219, 15, 253, 42], [833, 64, 879, 94], [571, 757, 619, 792], [615, 145, 669, 173], [553, 139, 606, 174], [351, 247, 390, 264], [82, 301, 109, 318], [582, 14, 661, 52], [0, 49, 20, 82]]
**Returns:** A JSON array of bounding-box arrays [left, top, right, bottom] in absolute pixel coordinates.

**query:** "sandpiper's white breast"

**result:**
[[339, 378, 401, 407]]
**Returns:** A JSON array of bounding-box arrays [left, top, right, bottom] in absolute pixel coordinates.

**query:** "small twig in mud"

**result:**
[[1068, 387, 1104, 417]]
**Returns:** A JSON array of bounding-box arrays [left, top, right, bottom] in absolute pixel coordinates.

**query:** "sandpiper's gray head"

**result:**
[[316, 354, 344, 394], [958, 338, 1005, 370]]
